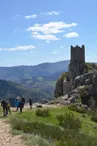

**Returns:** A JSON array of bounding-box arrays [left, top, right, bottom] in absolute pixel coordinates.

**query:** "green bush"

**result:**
[[22, 134, 50, 146], [56, 113, 81, 131], [36, 108, 50, 117], [91, 115, 97, 123], [10, 117, 97, 146], [85, 63, 97, 73], [68, 104, 87, 114], [56, 131, 97, 146], [81, 114, 86, 118], [10, 118, 64, 139]]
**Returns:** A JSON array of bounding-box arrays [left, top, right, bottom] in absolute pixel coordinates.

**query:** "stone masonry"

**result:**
[[63, 45, 85, 95], [68, 45, 85, 84]]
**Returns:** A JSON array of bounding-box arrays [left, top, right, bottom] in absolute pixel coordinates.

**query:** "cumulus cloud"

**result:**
[[0, 45, 35, 51], [26, 21, 78, 41], [32, 32, 59, 41], [25, 14, 37, 19], [65, 32, 79, 38], [45, 11, 60, 15], [27, 22, 77, 34]]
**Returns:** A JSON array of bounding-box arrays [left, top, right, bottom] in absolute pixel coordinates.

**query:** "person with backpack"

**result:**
[[6, 100, 11, 114], [29, 98, 32, 109], [1, 99, 8, 117], [15, 96, 20, 111], [19, 99, 23, 113], [21, 96, 25, 108]]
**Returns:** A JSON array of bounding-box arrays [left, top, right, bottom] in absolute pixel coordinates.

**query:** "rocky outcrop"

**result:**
[[62, 45, 97, 107], [63, 45, 86, 96], [65, 71, 97, 106]]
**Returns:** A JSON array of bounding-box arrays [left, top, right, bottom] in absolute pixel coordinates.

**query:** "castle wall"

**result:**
[[71, 45, 85, 63], [69, 45, 85, 84], [63, 45, 85, 95]]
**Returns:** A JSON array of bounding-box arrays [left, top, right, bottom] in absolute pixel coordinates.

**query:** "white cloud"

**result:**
[[25, 14, 37, 19], [27, 21, 78, 41], [32, 32, 59, 41], [45, 11, 60, 15], [27, 22, 77, 34], [65, 32, 79, 38], [0, 45, 35, 51]]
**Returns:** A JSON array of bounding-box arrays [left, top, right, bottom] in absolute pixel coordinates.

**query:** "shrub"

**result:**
[[81, 114, 86, 118], [68, 104, 87, 114], [56, 113, 81, 131], [36, 105, 43, 108], [36, 108, 50, 117], [22, 134, 50, 146], [91, 114, 97, 123], [85, 63, 97, 72], [10, 117, 64, 139], [10, 117, 97, 146], [56, 131, 97, 146]]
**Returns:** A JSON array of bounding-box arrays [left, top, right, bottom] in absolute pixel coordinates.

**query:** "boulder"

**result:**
[[80, 76, 85, 85], [74, 76, 81, 87], [68, 89, 78, 98], [69, 94, 79, 103], [85, 78, 91, 85]]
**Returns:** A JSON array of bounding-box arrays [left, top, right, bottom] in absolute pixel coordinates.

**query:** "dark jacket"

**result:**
[[21, 97, 25, 104], [1, 100, 7, 108], [29, 99, 32, 105]]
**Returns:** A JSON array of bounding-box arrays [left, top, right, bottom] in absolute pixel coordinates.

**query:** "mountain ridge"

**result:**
[[0, 60, 70, 81]]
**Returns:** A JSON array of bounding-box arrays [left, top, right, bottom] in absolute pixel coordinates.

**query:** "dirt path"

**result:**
[[0, 120, 25, 146]]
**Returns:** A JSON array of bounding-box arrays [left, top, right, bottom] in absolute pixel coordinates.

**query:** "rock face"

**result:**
[[62, 45, 97, 107], [68, 72, 97, 101], [63, 80, 71, 95]]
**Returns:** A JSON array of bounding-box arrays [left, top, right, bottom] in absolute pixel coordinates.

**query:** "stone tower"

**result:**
[[63, 45, 85, 95], [69, 45, 85, 83]]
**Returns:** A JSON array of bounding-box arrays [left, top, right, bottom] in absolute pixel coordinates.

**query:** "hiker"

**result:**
[[6, 100, 11, 114], [19, 99, 23, 113], [29, 98, 32, 109], [1, 99, 8, 117], [21, 96, 25, 108], [15, 97, 20, 111]]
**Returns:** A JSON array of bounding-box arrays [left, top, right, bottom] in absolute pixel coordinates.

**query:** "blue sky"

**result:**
[[0, 0, 97, 66]]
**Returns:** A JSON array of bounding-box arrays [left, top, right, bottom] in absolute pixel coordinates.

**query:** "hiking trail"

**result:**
[[0, 120, 25, 146]]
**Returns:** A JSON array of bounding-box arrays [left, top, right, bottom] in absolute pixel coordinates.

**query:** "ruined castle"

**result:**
[[63, 45, 85, 94]]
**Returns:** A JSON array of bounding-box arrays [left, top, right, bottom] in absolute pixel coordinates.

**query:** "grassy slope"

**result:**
[[13, 106, 97, 137], [0, 106, 97, 145]]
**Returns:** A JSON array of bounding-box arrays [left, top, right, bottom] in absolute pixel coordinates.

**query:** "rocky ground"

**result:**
[[0, 120, 25, 146]]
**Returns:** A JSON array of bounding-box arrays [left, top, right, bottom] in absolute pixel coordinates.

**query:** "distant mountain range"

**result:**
[[0, 60, 70, 81], [0, 79, 52, 102], [0, 60, 96, 102], [0, 60, 70, 101]]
